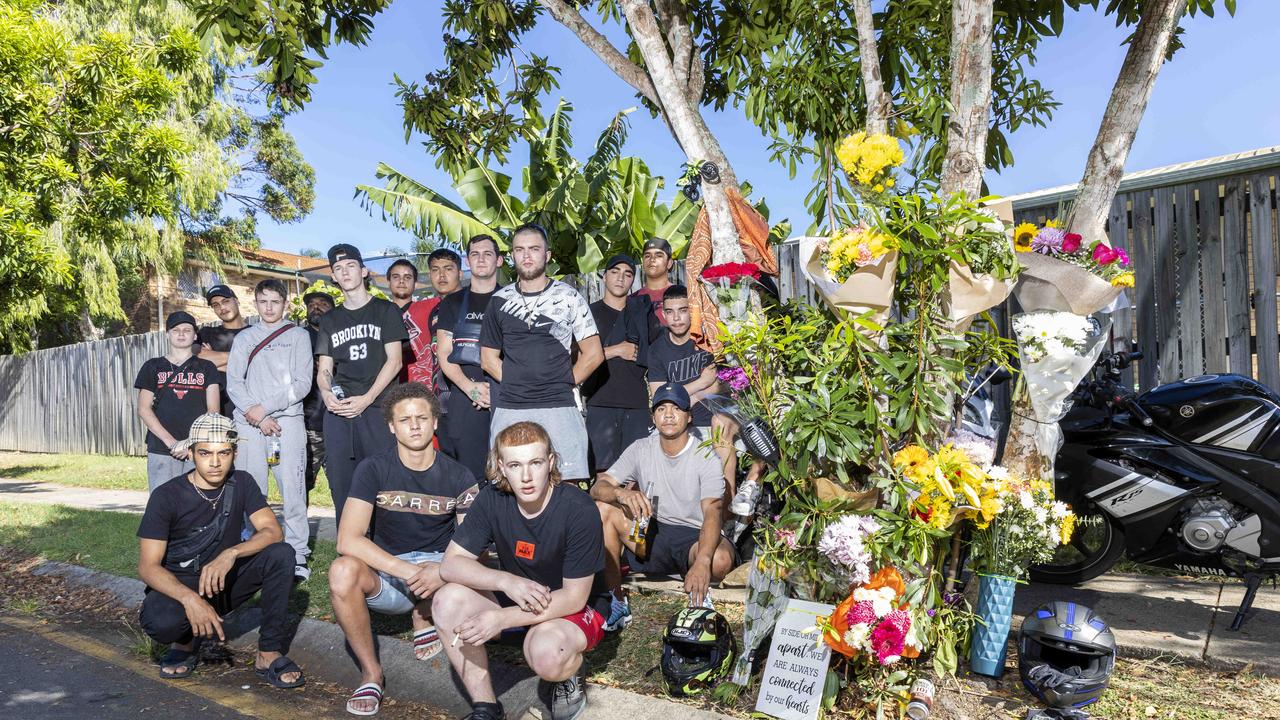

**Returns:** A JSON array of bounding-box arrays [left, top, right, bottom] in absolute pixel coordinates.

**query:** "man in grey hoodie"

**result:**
[[227, 279, 315, 580]]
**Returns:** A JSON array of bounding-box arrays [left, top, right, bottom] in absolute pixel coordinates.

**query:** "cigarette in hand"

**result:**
[[451, 633, 461, 648]]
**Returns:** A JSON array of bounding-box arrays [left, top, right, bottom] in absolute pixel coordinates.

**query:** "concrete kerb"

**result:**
[[28, 560, 734, 720]]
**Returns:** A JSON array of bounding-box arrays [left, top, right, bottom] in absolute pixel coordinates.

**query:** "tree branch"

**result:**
[[850, 0, 890, 135], [654, 0, 694, 90], [1066, 0, 1184, 243], [537, 0, 660, 106]]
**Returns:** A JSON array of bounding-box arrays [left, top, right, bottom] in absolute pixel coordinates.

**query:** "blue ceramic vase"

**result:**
[[970, 574, 1017, 677]]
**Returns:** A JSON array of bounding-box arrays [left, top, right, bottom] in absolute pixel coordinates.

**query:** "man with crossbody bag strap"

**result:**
[[227, 280, 315, 581]]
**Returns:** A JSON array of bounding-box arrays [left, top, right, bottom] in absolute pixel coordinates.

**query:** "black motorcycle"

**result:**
[[1031, 349, 1280, 629]]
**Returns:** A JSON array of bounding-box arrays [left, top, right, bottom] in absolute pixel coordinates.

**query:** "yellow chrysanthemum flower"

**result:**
[[836, 132, 904, 187], [1060, 513, 1077, 544], [1044, 219, 1061, 229], [893, 445, 930, 470], [1111, 272, 1135, 288]]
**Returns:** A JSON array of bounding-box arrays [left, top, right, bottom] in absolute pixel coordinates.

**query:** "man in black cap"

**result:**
[[301, 290, 335, 499], [632, 237, 674, 330], [584, 254, 659, 473], [314, 244, 409, 520], [197, 284, 249, 418], [590, 383, 736, 630], [135, 312, 221, 491]]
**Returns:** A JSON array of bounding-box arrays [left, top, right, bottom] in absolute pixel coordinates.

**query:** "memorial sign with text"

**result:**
[[755, 599, 835, 720]]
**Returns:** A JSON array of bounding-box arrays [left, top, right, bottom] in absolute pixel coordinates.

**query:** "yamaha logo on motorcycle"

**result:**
[[1027, 348, 1280, 631]]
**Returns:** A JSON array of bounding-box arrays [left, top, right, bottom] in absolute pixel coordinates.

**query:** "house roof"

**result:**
[[1004, 145, 1280, 210], [238, 246, 329, 274]]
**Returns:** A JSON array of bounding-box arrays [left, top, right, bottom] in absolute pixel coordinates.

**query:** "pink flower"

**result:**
[[1114, 247, 1130, 265], [846, 600, 877, 627], [870, 612, 910, 665], [775, 528, 799, 550], [1092, 243, 1119, 265], [1062, 233, 1083, 253]]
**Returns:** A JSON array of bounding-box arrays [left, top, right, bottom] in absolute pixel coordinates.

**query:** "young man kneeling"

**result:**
[[591, 383, 736, 630], [137, 413, 303, 689], [329, 382, 478, 715], [435, 422, 607, 720]]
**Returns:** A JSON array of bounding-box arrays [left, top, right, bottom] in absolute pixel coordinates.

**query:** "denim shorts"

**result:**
[[365, 550, 445, 615]]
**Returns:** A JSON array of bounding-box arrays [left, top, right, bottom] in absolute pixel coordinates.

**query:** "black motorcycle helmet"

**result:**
[[1019, 602, 1117, 709], [661, 607, 737, 696]]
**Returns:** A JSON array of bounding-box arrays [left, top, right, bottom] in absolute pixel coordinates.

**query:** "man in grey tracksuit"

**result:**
[[227, 279, 315, 580]]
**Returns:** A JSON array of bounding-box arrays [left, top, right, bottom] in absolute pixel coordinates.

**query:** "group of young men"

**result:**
[[131, 226, 750, 719]]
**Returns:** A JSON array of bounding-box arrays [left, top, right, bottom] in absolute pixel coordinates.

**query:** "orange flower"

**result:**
[[824, 594, 859, 658], [863, 566, 906, 600]]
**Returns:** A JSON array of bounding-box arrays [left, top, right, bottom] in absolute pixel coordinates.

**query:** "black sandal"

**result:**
[[158, 646, 199, 679], [256, 655, 305, 689]]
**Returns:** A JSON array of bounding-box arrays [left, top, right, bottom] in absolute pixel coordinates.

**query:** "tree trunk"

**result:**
[[619, 0, 744, 264], [939, 0, 993, 199], [79, 306, 103, 342], [851, 0, 890, 135], [1066, 0, 1184, 244]]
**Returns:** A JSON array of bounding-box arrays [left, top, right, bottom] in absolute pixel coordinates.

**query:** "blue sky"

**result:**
[[255, 2, 1280, 257]]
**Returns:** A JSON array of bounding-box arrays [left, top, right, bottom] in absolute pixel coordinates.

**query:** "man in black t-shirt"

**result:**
[[196, 284, 248, 418], [328, 383, 478, 715], [301, 291, 335, 498], [314, 243, 408, 521], [436, 235, 504, 481], [137, 413, 303, 688], [647, 285, 720, 431], [584, 254, 657, 472], [435, 421, 606, 720], [135, 311, 221, 491], [479, 224, 603, 484]]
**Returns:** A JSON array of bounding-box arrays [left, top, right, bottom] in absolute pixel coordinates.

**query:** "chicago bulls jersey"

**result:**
[[133, 355, 219, 454]]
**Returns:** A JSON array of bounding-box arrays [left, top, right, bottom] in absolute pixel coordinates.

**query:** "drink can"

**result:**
[[905, 678, 935, 719], [331, 384, 346, 400]]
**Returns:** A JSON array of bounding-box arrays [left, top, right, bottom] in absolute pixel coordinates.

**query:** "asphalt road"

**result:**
[[0, 620, 252, 718]]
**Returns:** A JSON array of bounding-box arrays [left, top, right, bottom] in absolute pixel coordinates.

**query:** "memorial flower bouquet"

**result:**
[[836, 131, 904, 193], [822, 566, 923, 665], [1012, 220, 1132, 315], [700, 261, 761, 330], [893, 444, 1001, 531], [822, 226, 897, 283], [968, 469, 1077, 580]]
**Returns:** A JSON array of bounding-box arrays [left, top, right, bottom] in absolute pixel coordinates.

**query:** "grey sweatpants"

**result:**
[[235, 414, 310, 564], [146, 453, 193, 492]]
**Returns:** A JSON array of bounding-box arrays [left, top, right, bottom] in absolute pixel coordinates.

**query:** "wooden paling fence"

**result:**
[[1014, 165, 1280, 393], [0, 331, 168, 455]]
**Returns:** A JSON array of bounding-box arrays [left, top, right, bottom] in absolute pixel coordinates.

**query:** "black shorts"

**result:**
[[623, 521, 702, 576], [586, 406, 652, 472]]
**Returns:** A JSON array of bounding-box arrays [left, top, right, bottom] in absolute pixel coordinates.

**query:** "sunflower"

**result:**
[[1013, 222, 1038, 252]]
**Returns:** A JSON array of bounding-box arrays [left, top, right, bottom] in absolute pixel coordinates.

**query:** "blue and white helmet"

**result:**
[[1018, 602, 1117, 709]]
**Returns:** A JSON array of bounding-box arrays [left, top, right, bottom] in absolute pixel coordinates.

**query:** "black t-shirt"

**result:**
[[451, 484, 604, 591], [479, 280, 597, 409], [315, 298, 409, 405], [302, 325, 326, 431], [437, 287, 499, 435], [197, 325, 246, 417], [348, 450, 479, 556], [137, 470, 268, 577], [584, 301, 650, 409], [133, 356, 220, 454], [648, 334, 715, 426]]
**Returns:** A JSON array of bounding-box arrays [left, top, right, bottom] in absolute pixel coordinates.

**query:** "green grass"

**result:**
[[0, 501, 146, 577], [0, 451, 334, 508]]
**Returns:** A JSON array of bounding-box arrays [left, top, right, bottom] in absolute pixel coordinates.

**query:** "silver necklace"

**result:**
[[188, 475, 226, 511]]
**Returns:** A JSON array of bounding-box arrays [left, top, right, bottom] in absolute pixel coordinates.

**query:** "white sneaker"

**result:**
[[293, 564, 311, 582]]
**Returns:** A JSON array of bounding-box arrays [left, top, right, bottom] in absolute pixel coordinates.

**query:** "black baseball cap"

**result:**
[[650, 382, 691, 411], [643, 237, 673, 256], [204, 284, 236, 302], [165, 311, 198, 331], [327, 243, 364, 267], [604, 254, 637, 273], [303, 291, 335, 307]]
